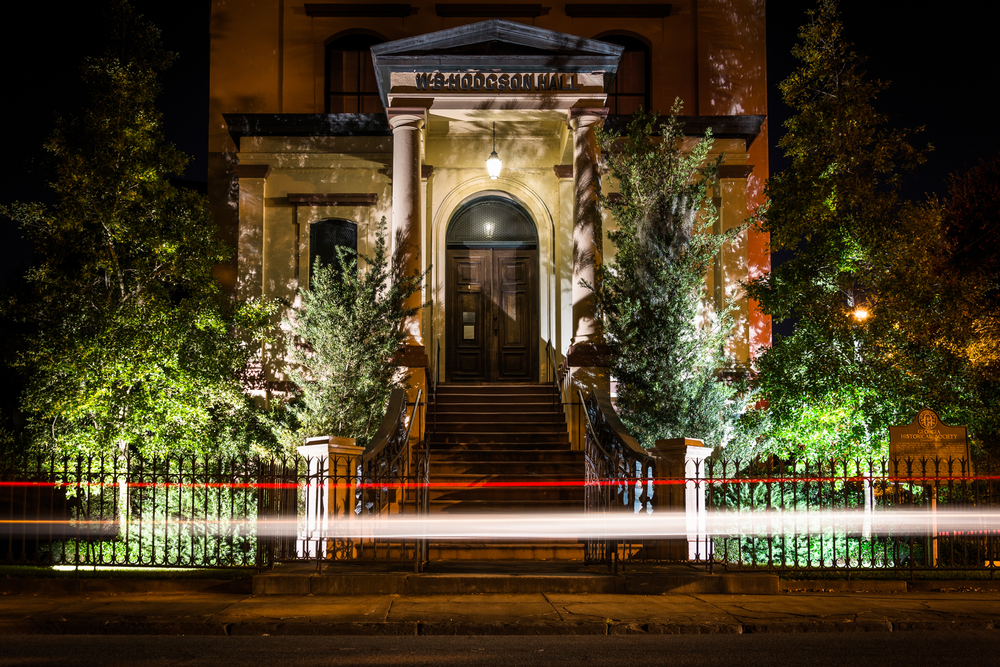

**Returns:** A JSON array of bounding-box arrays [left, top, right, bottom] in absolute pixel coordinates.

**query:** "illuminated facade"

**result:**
[[208, 1, 770, 402]]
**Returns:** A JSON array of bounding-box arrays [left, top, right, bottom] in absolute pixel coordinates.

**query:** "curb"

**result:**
[[0, 619, 995, 636], [0, 578, 252, 596], [250, 572, 782, 596]]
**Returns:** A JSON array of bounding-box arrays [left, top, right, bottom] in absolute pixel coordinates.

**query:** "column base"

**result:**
[[566, 343, 611, 367]]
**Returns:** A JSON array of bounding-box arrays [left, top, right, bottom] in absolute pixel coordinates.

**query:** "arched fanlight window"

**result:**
[[446, 195, 537, 248], [310, 218, 358, 279], [325, 33, 385, 113], [598, 34, 651, 115]]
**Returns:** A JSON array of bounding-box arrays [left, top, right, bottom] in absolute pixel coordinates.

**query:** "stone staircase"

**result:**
[[425, 382, 586, 560]]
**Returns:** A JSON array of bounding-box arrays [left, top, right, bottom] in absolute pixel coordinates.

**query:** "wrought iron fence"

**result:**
[[278, 388, 429, 570], [1, 453, 268, 568], [2, 392, 429, 570], [579, 387, 656, 569], [701, 456, 1000, 575]]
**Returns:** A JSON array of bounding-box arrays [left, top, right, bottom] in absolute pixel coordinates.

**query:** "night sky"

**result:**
[[2, 0, 998, 289]]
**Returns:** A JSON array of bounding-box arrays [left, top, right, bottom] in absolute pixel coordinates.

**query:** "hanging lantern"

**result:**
[[486, 121, 502, 179]]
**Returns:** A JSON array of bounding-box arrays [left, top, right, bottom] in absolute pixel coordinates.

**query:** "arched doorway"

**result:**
[[445, 194, 539, 382]]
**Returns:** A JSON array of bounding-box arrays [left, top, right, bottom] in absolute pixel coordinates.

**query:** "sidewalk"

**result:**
[[3, 566, 1000, 636]]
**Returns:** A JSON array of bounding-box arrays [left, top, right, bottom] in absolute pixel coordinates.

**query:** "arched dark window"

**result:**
[[446, 195, 537, 248], [325, 33, 384, 113], [310, 218, 358, 279], [598, 34, 651, 115]]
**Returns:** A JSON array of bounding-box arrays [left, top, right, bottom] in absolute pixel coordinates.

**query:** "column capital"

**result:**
[[718, 164, 754, 179], [568, 107, 609, 129], [387, 107, 427, 129], [233, 164, 271, 179]]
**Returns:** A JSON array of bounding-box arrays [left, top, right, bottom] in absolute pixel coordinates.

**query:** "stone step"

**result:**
[[428, 542, 586, 561], [429, 490, 584, 505], [428, 433, 570, 445], [430, 444, 579, 455], [432, 462, 583, 475], [436, 383, 555, 395], [435, 395, 558, 407], [430, 422, 567, 434], [433, 412, 564, 424]]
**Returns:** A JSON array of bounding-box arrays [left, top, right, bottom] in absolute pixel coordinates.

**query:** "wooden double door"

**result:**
[[446, 248, 539, 382]]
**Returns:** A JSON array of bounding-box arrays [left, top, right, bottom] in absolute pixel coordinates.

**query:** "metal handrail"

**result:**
[[432, 339, 440, 432], [402, 389, 422, 453], [362, 388, 408, 466], [433, 339, 440, 397], [579, 386, 656, 570], [546, 339, 559, 404], [582, 388, 652, 462]]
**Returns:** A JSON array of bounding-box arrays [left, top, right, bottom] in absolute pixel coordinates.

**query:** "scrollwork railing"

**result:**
[[356, 388, 427, 569], [580, 387, 656, 568]]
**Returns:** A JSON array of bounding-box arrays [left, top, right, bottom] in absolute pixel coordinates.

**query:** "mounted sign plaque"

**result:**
[[889, 409, 971, 479], [389, 71, 605, 94]]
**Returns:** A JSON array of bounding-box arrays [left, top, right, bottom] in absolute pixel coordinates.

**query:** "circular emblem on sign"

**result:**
[[918, 410, 937, 429]]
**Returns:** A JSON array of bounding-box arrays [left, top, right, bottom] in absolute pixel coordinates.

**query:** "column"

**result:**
[[233, 164, 270, 301], [564, 109, 610, 401], [569, 107, 608, 347], [387, 108, 427, 363], [717, 164, 753, 363]]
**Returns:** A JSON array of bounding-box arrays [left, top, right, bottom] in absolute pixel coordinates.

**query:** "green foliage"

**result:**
[[739, 0, 983, 460], [282, 218, 424, 449], [594, 103, 745, 448], [940, 157, 1000, 454], [0, 1, 278, 458]]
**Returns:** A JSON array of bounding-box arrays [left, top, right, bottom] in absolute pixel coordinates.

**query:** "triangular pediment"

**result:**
[[372, 20, 623, 108], [371, 20, 623, 59]]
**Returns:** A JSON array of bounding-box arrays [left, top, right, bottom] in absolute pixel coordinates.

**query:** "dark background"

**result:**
[[2, 0, 998, 288]]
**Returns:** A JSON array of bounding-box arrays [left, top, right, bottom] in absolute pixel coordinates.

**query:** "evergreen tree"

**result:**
[[593, 104, 745, 449], [939, 157, 1000, 455], [283, 219, 424, 449], [739, 0, 974, 460], [0, 1, 277, 458]]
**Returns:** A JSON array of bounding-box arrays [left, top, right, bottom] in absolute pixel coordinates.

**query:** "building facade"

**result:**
[[208, 1, 770, 404]]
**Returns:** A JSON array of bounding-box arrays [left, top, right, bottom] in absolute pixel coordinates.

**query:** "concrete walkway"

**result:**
[[4, 583, 1000, 635]]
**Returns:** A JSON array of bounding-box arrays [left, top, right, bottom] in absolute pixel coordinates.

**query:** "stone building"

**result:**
[[208, 1, 770, 407]]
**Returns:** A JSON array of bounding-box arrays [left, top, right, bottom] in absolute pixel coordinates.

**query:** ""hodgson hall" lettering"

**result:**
[[414, 72, 582, 92]]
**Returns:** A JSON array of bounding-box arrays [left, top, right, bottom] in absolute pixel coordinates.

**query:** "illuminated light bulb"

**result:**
[[486, 121, 502, 179], [853, 308, 869, 321], [486, 150, 502, 179]]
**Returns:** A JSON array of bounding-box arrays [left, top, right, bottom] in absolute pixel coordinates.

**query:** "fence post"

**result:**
[[647, 438, 714, 561], [297, 439, 329, 559]]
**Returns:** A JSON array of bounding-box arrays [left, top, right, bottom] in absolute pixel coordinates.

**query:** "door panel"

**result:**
[[447, 249, 492, 381], [494, 249, 535, 381], [446, 248, 538, 382]]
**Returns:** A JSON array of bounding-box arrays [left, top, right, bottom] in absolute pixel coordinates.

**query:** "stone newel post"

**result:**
[[297, 436, 365, 560], [647, 438, 714, 561]]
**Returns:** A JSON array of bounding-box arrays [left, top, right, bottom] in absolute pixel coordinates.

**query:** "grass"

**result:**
[[728, 567, 1000, 581], [0, 564, 256, 580]]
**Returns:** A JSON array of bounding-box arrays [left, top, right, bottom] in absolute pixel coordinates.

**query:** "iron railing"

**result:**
[[700, 455, 999, 575], [1, 453, 270, 568], [579, 387, 656, 569], [279, 388, 429, 570], [545, 339, 559, 407], [2, 391, 428, 570]]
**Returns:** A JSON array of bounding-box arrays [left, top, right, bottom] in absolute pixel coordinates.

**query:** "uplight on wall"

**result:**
[[486, 122, 502, 179]]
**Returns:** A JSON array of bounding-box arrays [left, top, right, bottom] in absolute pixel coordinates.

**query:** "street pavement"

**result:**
[[3, 586, 1000, 636]]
